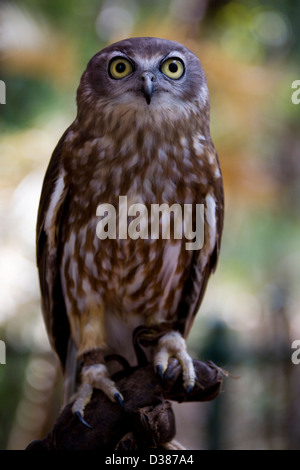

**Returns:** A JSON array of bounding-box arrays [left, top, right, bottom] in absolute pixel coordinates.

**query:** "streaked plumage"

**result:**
[[36, 37, 224, 415]]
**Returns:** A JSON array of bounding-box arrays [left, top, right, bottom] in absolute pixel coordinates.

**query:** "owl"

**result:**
[[36, 37, 224, 426]]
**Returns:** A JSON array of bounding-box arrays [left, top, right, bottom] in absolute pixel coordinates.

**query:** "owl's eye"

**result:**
[[109, 57, 133, 79], [161, 58, 185, 79]]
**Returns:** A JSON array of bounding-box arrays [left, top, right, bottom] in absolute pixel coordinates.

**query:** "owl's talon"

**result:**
[[156, 364, 164, 382], [71, 363, 123, 426], [114, 392, 125, 409], [165, 367, 176, 381], [71, 382, 93, 423], [154, 331, 196, 391], [185, 384, 194, 395], [74, 410, 93, 429]]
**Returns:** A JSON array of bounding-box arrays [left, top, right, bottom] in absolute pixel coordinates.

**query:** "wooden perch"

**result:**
[[26, 359, 223, 450]]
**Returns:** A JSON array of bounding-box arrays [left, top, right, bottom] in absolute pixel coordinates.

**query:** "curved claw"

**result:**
[[156, 364, 164, 382], [114, 392, 125, 409], [154, 332, 196, 391], [74, 410, 93, 429], [185, 384, 194, 395], [165, 368, 176, 381]]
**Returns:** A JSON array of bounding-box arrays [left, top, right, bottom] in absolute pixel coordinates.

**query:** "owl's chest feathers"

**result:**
[[66, 130, 210, 206], [61, 131, 218, 320]]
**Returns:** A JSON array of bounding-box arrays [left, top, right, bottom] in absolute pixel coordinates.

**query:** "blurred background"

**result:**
[[0, 0, 300, 450]]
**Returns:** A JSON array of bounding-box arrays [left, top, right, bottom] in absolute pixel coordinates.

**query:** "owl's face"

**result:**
[[78, 37, 209, 122]]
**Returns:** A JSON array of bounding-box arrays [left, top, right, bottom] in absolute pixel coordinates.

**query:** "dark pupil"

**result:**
[[169, 62, 178, 73], [116, 62, 126, 73]]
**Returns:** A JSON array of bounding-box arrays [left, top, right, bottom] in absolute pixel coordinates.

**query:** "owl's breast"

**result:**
[[60, 135, 214, 323], [61, 196, 193, 326]]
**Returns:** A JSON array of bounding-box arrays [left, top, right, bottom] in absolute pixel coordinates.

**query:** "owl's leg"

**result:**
[[153, 331, 196, 393], [70, 304, 123, 427]]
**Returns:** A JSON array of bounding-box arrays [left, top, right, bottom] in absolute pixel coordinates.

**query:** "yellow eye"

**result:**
[[161, 58, 185, 79], [109, 57, 133, 79]]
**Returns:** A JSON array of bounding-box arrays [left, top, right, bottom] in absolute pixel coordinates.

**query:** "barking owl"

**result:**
[[36, 37, 224, 424]]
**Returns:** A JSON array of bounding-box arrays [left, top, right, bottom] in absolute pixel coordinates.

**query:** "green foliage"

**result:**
[[0, 75, 59, 132]]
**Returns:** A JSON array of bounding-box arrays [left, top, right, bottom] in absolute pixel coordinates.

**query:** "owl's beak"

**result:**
[[141, 71, 155, 105]]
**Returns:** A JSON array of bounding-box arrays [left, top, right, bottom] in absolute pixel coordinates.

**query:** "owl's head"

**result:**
[[77, 37, 210, 133]]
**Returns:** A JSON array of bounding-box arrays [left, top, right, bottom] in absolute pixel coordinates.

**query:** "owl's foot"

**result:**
[[154, 331, 196, 393], [72, 363, 124, 428]]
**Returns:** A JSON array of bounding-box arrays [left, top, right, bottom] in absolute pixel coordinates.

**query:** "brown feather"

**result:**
[[36, 129, 71, 367]]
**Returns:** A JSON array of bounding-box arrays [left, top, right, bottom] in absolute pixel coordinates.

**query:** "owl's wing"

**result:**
[[176, 153, 224, 338], [36, 129, 71, 369]]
